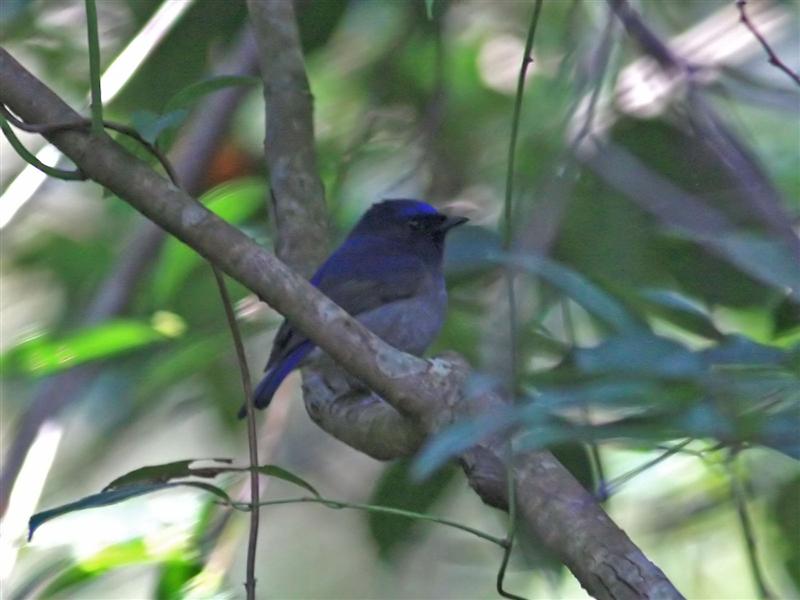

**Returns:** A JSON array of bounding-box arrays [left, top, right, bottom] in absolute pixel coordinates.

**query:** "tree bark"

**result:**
[[247, 0, 329, 276]]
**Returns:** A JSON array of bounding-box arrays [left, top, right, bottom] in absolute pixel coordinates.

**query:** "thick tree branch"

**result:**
[[246, 0, 329, 276], [0, 49, 683, 600]]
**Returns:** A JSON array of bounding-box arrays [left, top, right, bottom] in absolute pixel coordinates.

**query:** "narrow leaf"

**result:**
[[103, 458, 233, 491], [29, 482, 230, 541], [1, 319, 175, 377], [256, 465, 320, 497], [131, 109, 189, 145], [164, 75, 260, 113], [493, 251, 643, 332]]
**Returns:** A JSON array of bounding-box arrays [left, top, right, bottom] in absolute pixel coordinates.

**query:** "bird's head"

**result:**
[[352, 199, 468, 249]]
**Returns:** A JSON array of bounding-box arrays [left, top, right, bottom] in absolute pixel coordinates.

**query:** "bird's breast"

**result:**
[[357, 273, 447, 357]]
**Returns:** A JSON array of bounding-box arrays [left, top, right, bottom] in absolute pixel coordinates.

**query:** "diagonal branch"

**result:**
[[736, 0, 800, 87], [0, 48, 683, 600]]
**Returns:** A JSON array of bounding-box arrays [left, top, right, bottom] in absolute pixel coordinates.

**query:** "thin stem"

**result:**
[[0, 106, 176, 182], [736, 0, 800, 87], [502, 0, 544, 248], [498, 4, 543, 600], [496, 521, 525, 600], [0, 112, 85, 180], [728, 454, 775, 600], [84, 0, 104, 134], [234, 496, 507, 548], [211, 268, 259, 600], [602, 439, 692, 499]]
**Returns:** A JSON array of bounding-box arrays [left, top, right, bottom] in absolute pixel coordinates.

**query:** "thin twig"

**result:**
[[496, 529, 526, 600], [84, 0, 104, 133], [601, 439, 692, 499], [211, 268, 260, 600], [736, 0, 800, 87], [0, 111, 85, 180], [0, 106, 177, 183], [728, 453, 776, 600], [498, 3, 544, 600], [228, 495, 507, 548]]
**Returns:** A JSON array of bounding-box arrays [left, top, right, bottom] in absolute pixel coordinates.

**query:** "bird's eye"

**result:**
[[408, 218, 423, 230]]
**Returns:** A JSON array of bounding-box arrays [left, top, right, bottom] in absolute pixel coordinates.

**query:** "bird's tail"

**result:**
[[237, 342, 313, 419]]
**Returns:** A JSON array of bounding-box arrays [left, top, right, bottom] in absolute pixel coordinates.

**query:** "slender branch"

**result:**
[[728, 455, 776, 600], [503, 0, 543, 249], [601, 439, 692, 499], [0, 110, 85, 180], [211, 268, 260, 599], [243, 5, 330, 592], [736, 0, 800, 87], [0, 47, 683, 600], [0, 106, 177, 182], [84, 0, 104, 133], [499, 3, 544, 599], [496, 532, 526, 600], [231, 496, 507, 548]]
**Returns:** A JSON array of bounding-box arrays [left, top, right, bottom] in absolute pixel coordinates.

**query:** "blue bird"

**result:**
[[239, 199, 468, 417]]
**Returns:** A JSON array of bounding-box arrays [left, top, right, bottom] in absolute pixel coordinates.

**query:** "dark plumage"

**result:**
[[238, 199, 467, 417]]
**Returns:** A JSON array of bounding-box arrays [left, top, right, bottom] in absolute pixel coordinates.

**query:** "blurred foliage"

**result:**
[[2, 0, 799, 598], [367, 459, 458, 559]]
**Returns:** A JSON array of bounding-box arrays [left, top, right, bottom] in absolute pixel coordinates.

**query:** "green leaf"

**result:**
[[493, 251, 644, 333], [702, 334, 789, 366], [103, 458, 233, 490], [368, 460, 457, 559], [574, 333, 704, 379], [1, 318, 178, 377], [256, 465, 320, 497], [29, 482, 231, 541], [155, 558, 203, 600], [151, 178, 266, 306], [38, 539, 151, 598], [637, 288, 723, 340], [106, 458, 319, 497], [443, 225, 501, 277], [697, 231, 800, 303], [163, 75, 260, 113], [413, 407, 517, 480], [131, 108, 189, 145]]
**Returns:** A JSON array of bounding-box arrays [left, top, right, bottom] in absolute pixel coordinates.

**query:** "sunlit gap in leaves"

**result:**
[[0, 0, 194, 229], [0, 420, 62, 581]]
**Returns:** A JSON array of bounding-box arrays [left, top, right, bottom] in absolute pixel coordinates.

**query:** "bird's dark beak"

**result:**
[[438, 215, 469, 232]]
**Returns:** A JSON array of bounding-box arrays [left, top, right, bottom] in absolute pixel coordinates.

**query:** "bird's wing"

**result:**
[[264, 238, 427, 371]]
